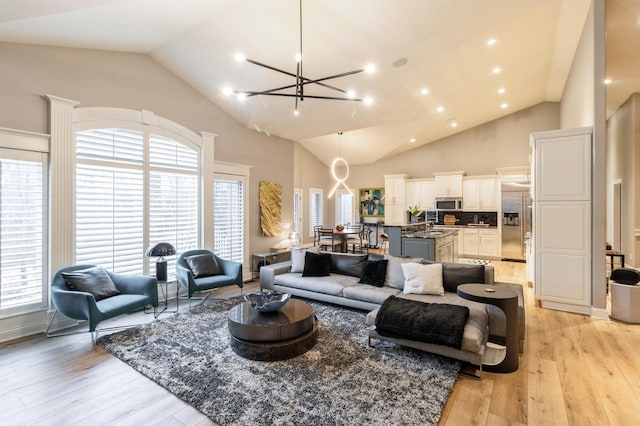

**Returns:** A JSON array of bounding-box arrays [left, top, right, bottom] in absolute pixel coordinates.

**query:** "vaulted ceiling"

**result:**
[[0, 0, 634, 165]]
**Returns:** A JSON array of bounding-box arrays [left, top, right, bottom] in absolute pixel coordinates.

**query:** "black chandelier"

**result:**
[[226, 0, 375, 115]]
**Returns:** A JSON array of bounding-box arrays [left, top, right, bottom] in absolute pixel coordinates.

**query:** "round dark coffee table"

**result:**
[[227, 298, 318, 361]]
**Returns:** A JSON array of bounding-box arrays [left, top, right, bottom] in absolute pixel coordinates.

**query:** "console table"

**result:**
[[252, 250, 291, 279], [457, 283, 519, 373]]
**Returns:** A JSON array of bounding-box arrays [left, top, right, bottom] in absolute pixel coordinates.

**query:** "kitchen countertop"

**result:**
[[433, 224, 498, 229], [403, 229, 458, 239]]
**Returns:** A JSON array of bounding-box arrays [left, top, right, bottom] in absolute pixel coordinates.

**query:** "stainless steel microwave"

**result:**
[[435, 197, 463, 211]]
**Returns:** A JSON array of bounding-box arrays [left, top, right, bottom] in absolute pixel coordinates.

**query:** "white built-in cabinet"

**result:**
[[462, 177, 499, 211], [406, 179, 435, 210], [462, 228, 499, 258], [384, 174, 409, 225], [531, 127, 592, 315], [434, 172, 464, 197]]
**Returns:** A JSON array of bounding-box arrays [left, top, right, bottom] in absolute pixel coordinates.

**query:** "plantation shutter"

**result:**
[[336, 192, 353, 226], [214, 175, 244, 264], [309, 189, 323, 235], [148, 134, 199, 279], [0, 153, 46, 311]]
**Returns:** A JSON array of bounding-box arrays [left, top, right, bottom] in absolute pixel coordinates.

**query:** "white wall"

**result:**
[[0, 42, 294, 257]]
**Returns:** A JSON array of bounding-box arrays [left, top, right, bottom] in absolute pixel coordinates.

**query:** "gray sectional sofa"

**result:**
[[260, 249, 524, 367]]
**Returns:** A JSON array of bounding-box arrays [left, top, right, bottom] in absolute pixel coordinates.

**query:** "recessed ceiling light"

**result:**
[[498, 87, 506, 94], [604, 78, 612, 85], [420, 88, 430, 95], [500, 103, 508, 109], [450, 121, 458, 128], [410, 138, 416, 143], [436, 106, 445, 113], [492, 67, 502, 74], [487, 38, 497, 46]]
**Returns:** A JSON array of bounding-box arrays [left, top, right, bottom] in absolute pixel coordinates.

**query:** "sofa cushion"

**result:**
[[343, 284, 399, 305], [358, 259, 388, 287], [61, 266, 120, 301], [302, 252, 331, 277], [290, 246, 319, 273], [330, 253, 368, 278], [442, 262, 485, 293], [401, 263, 444, 296], [274, 272, 359, 296], [384, 255, 422, 289], [185, 253, 220, 278]]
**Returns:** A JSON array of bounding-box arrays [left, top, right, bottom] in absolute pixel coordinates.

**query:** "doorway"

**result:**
[[612, 180, 622, 251]]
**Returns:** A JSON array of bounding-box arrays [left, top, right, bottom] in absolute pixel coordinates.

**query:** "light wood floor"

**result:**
[[2, 260, 640, 425]]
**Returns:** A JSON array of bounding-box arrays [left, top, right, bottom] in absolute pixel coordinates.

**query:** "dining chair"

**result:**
[[379, 232, 389, 254], [319, 228, 341, 251], [352, 228, 372, 254], [313, 225, 323, 247]]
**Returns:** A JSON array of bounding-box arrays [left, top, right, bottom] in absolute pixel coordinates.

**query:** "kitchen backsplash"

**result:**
[[435, 211, 498, 227]]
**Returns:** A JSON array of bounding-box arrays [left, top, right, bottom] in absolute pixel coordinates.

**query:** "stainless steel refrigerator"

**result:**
[[501, 181, 532, 261]]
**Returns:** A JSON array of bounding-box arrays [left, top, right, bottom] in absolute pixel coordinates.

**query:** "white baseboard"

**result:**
[[591, 307, 609, 320]]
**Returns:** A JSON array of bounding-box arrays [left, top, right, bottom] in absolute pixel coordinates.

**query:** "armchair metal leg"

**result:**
[[46, 309, 154, 342]]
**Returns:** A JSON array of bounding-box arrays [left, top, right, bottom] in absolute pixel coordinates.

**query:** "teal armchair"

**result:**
[[176, 249, 243, 309], [47, 264, 158, 339]]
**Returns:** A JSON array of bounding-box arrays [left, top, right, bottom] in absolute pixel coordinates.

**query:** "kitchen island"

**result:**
[[384, 223, 458, 262]]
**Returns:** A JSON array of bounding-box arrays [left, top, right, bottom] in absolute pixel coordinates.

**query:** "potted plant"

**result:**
[[407, 205, 424, 223]]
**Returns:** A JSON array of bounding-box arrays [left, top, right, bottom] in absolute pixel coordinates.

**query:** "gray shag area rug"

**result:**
[[97, 297, 460, 425]]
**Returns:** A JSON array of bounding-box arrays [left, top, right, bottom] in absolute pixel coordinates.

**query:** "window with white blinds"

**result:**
[[0, 152, 47, 314], [336, 190, 354, 226], [309, 188, 323, 237], [214, 175, 245, 264], [76, 129, 199, 277]]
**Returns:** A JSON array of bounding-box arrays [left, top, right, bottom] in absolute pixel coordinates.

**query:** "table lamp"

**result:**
[[146, 242, 176, 282]]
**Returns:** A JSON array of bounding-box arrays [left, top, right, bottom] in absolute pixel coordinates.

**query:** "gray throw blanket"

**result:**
[[375, 296, 469, 349]]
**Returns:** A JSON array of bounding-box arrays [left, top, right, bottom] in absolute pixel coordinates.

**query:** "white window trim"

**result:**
[[215, 161, 252, 280], [309, 188, 323, 238], [294, 187, 303, 237]]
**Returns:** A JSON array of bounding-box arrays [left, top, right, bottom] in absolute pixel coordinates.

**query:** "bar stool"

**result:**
[[379, 232, 389, 254]]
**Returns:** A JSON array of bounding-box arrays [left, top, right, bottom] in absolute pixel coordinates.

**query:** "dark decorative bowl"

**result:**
[[244, 291, 291, 312]]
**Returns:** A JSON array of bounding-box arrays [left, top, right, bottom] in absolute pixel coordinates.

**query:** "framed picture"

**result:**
[[359, 188, 385, 217]]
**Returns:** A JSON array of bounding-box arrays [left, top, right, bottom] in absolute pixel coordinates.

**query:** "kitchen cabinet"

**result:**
[[531, 127, 592, 315], [406, 179, 435, 210], [463, 177, 498, 211], [434, 172, 464, 197], [402, 238, 435, 260], [461, 227, 499, 258], [496, 166, 530, 183], [384, 174, 409, 225]]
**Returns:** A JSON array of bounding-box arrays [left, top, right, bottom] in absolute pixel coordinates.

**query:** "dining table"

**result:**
[[332, 228, 362, 253]]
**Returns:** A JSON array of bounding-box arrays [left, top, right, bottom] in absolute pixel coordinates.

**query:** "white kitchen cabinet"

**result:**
[[463, 177, 498, 211], [384, 174, 409, 225], [407, 179, 435, 210], [462, 179, 479, 210], [462, 228, 479, 255], [434, 172, 463, 197], [462, 227, 499, 258], [478, 229, 499, 257], [531, 127, 592, 315]]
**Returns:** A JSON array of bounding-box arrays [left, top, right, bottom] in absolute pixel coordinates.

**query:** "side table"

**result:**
[[457, 283, 519, 373], [154, 279, 179, 316], [252, 250, 291, 279]]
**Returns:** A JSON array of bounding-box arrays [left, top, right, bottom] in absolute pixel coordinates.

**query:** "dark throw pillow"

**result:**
[[186, 253, 221, 278], [61, 266, 120, 301], [441, 263, 485, 293], [302, 252, 331, 277], [359, 259, 388, 287], [330, 253, 368, 277]]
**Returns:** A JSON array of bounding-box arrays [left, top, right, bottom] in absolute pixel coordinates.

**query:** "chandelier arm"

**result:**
[[245, 58, 298, 78], [242, 69, 364, 97], [295, 61, 300, 109], [240, 92, 363, 101]]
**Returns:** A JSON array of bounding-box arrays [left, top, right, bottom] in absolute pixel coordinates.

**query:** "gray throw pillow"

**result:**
[[290, 246, 319, 273], [61, 266, 120, 301], [186, 253, 220, 278], [384, 255, 422, 289]]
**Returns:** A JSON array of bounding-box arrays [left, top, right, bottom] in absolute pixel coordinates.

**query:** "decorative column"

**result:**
[[201, 131, 216, 249], [46, 95, 80, 275]]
